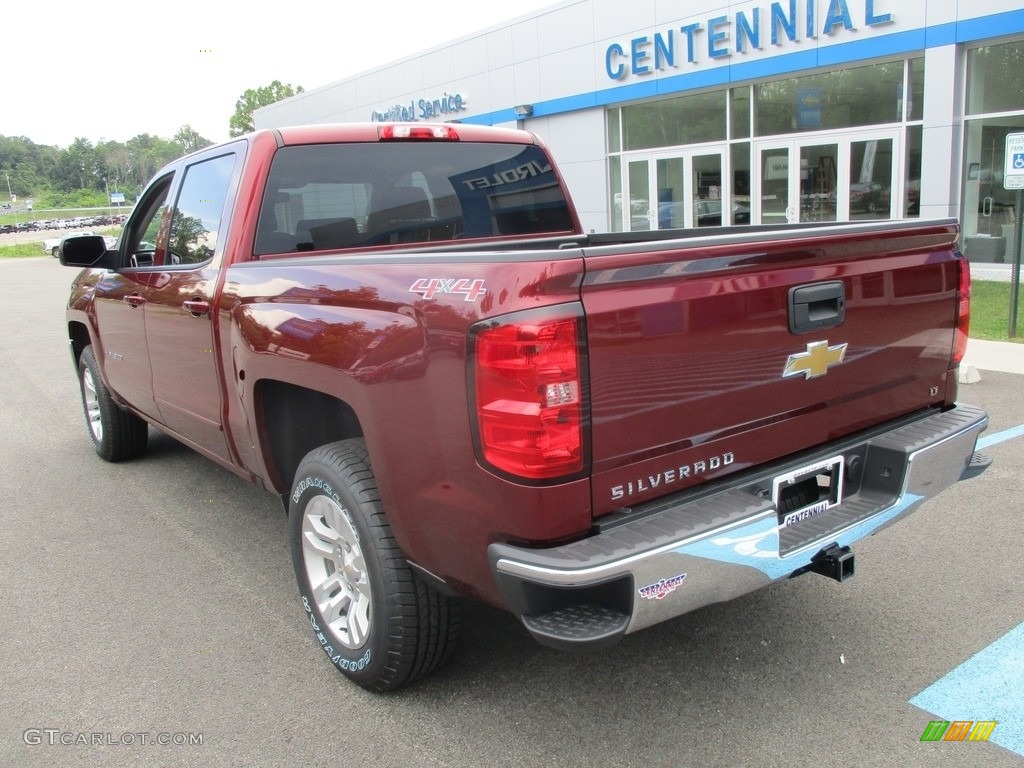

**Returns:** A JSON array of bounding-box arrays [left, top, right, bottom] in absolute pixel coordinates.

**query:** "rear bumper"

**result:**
[[488, 403, 990, 650]]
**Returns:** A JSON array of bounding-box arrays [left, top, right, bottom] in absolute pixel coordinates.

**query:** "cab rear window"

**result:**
[[254, 142, 574, 255]]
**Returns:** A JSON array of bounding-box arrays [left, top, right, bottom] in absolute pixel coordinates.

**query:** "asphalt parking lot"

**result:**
[[1, 256, 1022, 768]]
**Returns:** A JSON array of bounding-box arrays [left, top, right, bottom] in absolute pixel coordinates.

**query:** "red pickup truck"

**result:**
[[60, 123, 991, 691]]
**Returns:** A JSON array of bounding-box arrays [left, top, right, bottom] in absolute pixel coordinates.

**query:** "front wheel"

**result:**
[[289, 439, 460, 691], [78, 345, 148, 462]]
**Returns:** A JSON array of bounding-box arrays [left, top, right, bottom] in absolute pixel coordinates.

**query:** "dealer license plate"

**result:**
[[772, 456, 845, 528]]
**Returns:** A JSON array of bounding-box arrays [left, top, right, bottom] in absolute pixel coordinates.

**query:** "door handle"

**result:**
[[789, 281, 845, 333], [124, 293, 146, 308], [183, 299, 210, 317]]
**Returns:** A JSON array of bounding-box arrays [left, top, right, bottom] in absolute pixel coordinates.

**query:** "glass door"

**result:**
[[755, 130, 899, 224], [623, 159, 653, 231], [962, 119, 1022, 264], [799, 142, 839, 223], [620, 150, 726, 231], [755, 140, 839, 224], [756, 144, 793, 224]]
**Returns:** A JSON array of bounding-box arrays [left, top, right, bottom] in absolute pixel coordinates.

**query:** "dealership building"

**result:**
[[255, 0, 1024, 263]]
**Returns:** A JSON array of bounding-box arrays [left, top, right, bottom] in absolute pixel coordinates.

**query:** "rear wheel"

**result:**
[[78, 345, 148, 462], [289, 439, 460, 691]]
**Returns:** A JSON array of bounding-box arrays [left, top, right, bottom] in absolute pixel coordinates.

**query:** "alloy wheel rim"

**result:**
[[301, 495, 372, 650], [82, 368, 103, 442]]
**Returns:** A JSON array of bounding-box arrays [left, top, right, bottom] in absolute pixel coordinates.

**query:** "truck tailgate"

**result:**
[[580, 221, 961, 517]]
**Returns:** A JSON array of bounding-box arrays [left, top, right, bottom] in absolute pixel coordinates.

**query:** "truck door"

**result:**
[[89, 174, 175, 423], [143, 151, 240, 461]]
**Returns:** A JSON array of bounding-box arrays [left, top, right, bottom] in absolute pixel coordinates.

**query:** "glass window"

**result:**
[[731, 142, 751, 225], [754, 62, 904, 136], [167, 153, 237, 265], [907, 57, 924, 122], [730, 87, 751, 139], [904, 125, 921, 218], [967, 42, 1024, 115], [608, 155, 622, 232], [848, 139, 892, 221], [607, 108, 622, 153], [254, 142, 574, 254], [960, 117, 1023, 263], [622, 90, 727, 151], [124, 174, 173, 268]]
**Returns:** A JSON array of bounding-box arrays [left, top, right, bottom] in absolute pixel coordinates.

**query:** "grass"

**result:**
[[0, 227, 123, 259], [1, 207, 128, 222], [971, 280, 1024, 342], [0, 242, 46, 258]]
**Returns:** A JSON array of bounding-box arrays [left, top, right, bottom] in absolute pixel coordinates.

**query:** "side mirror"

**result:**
[[59, 235, 119, 269]]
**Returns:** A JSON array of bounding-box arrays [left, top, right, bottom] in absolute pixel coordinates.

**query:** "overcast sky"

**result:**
[[5, 1, 559, 149]]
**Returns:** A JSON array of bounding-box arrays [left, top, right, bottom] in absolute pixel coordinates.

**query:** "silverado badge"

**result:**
[[783, 341, 848, 379]]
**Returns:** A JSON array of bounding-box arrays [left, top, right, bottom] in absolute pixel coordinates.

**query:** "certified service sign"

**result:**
[[1004, 132, 1024, 190]]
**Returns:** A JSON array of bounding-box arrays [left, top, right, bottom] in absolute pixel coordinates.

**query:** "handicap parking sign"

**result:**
[[1006, 133, 1024, 189]]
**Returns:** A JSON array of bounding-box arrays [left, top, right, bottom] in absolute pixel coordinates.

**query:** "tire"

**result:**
[[289, 439, 460, 691], [51, 246, 60, 258], [78, 345, 148, 462]]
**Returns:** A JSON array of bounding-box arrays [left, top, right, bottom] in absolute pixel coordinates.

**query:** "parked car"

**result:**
[[658, 199, 751, 228], [57, 123, 989, 692], [906, 179, 920, 215], [849, 182, 886, 213]]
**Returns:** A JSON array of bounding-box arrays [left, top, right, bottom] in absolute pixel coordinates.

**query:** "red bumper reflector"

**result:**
[[952, 254, 971, 367]]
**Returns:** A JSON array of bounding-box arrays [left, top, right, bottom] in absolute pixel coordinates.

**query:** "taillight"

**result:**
[[952, 253, 971, 367], [470, 307, 587, 482], [378, 124, 459, 141]]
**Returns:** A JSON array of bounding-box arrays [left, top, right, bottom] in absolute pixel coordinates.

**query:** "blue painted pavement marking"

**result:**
[[908, 421, 1024, 754], [977, 422, 1024, 452], [910, 621, 1024, 756]]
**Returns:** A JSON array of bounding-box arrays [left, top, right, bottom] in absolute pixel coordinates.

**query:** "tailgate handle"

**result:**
[[789, 281, 845, 333]]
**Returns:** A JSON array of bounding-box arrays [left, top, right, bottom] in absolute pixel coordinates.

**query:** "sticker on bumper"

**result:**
[[638, 574, 687, 600]]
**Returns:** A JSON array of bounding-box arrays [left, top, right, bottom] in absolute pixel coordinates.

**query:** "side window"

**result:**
[[167, 153, 237, 266], [124, 174, 173, 267]]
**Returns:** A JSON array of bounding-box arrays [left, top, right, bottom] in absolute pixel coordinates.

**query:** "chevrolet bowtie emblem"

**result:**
[[783, 341, 848, 379]]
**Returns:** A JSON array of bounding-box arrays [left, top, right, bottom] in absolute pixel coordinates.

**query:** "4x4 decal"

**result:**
[[410, 278, 486, 302]]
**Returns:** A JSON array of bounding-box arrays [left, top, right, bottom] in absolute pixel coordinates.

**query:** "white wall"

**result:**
[[534, 111, 609, 233], [253, 1, 1024, 230], [920, 44, 963, 219]]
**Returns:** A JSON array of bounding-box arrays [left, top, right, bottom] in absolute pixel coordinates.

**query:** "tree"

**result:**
[[0, 135, 57, 197], [229, 80, 304, 137], [55, 138, 99, 191], [125, 134, 181, 187], [173, 125, 213, 156], [169, 213, 213, 262]]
